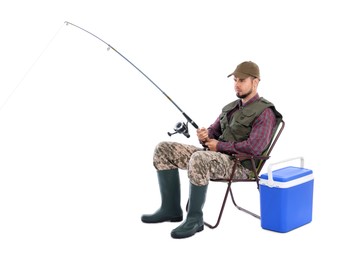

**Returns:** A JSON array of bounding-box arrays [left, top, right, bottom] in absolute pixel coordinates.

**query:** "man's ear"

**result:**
[[254, 78, 259, 87]]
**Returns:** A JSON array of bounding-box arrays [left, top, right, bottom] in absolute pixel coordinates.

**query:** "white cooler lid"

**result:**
[[260, 166, 313, 188]]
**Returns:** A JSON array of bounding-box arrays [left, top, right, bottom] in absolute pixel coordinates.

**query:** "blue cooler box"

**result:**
[[259, 157, 314, 233]]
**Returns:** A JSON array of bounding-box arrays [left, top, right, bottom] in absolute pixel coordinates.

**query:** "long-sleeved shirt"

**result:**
[[208, 94, 276, 156]]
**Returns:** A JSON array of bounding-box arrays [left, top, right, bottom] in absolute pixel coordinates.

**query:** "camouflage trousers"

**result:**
[[153, 141, 253, 186]]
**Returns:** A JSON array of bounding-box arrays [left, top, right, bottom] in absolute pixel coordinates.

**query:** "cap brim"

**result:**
[[227, 72, 250, 79]]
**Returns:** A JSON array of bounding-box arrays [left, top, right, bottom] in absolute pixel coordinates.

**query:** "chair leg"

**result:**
[[186, 182, 231, 229], [188, 182, 260, 230], [203, 182, 233, 229], [229, 187, 260, 219]]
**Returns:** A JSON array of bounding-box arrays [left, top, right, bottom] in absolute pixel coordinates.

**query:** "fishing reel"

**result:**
[[168, 121, 190, 138]]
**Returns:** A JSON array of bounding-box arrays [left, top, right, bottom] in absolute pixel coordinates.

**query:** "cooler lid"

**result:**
[[260, 166, 313, 182]]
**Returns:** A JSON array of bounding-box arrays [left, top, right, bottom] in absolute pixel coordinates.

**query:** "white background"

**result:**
[[0, 0, 357, 259]]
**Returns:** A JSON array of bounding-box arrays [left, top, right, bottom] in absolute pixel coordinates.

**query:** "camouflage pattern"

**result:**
[[153, 141, 253, 186]]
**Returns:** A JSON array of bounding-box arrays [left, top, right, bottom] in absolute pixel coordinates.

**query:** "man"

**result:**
[[141, 61, 282, 239]]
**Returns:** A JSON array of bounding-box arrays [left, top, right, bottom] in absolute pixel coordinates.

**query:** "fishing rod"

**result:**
[[65, 21, 198, 138]]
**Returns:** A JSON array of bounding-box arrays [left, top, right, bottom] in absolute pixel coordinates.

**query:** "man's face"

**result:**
[[234, 76, 256, 99]]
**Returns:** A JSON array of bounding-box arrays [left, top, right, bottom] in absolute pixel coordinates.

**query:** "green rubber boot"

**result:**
[[141, 169, 183, 223], [170, 183, 208, 239]]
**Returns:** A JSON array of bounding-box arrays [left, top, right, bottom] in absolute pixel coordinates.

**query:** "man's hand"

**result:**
[[196, 127, 209, 143], [197, 127, 219, 151], [204, 138, 219, 151]]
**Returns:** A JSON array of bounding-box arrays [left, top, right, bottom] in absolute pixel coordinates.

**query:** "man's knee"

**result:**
[[188, 151, 211, 185], [189, 151, 209, 166], [154, 141, 171, 156]]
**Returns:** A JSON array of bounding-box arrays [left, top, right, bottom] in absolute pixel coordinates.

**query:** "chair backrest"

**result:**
[[256, 119, 285, 175]]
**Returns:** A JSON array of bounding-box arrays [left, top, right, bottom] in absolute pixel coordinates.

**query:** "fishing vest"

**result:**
[[219, 97, 282, 169]]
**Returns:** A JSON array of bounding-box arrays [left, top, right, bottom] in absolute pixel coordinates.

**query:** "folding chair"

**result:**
[[203, 119, 285, 229]]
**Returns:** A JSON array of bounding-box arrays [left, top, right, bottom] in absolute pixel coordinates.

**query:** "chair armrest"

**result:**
[[232, 152, 270, 161]]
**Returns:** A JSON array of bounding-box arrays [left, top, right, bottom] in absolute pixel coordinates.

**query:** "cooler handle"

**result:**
[[267, 157, 304, 187]]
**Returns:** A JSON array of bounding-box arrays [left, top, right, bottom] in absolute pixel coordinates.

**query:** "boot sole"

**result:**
[[141, 215, 183, 223], [170, 225, 204, 239]]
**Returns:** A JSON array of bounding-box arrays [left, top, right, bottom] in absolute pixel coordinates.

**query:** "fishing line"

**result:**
[[1, 21, 200, 139], [0, 23, 65, 112], [64, 21, 199, 138]]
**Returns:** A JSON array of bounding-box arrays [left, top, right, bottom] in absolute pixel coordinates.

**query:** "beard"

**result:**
[[236, 89, 252, 99]]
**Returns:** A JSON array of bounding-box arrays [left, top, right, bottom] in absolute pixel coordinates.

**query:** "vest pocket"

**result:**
[[233, 108, 255, 126], [230, 109, 255, 139]]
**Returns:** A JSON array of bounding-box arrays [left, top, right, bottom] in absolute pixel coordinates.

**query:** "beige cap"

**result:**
[[227, 61, 260, 80]]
